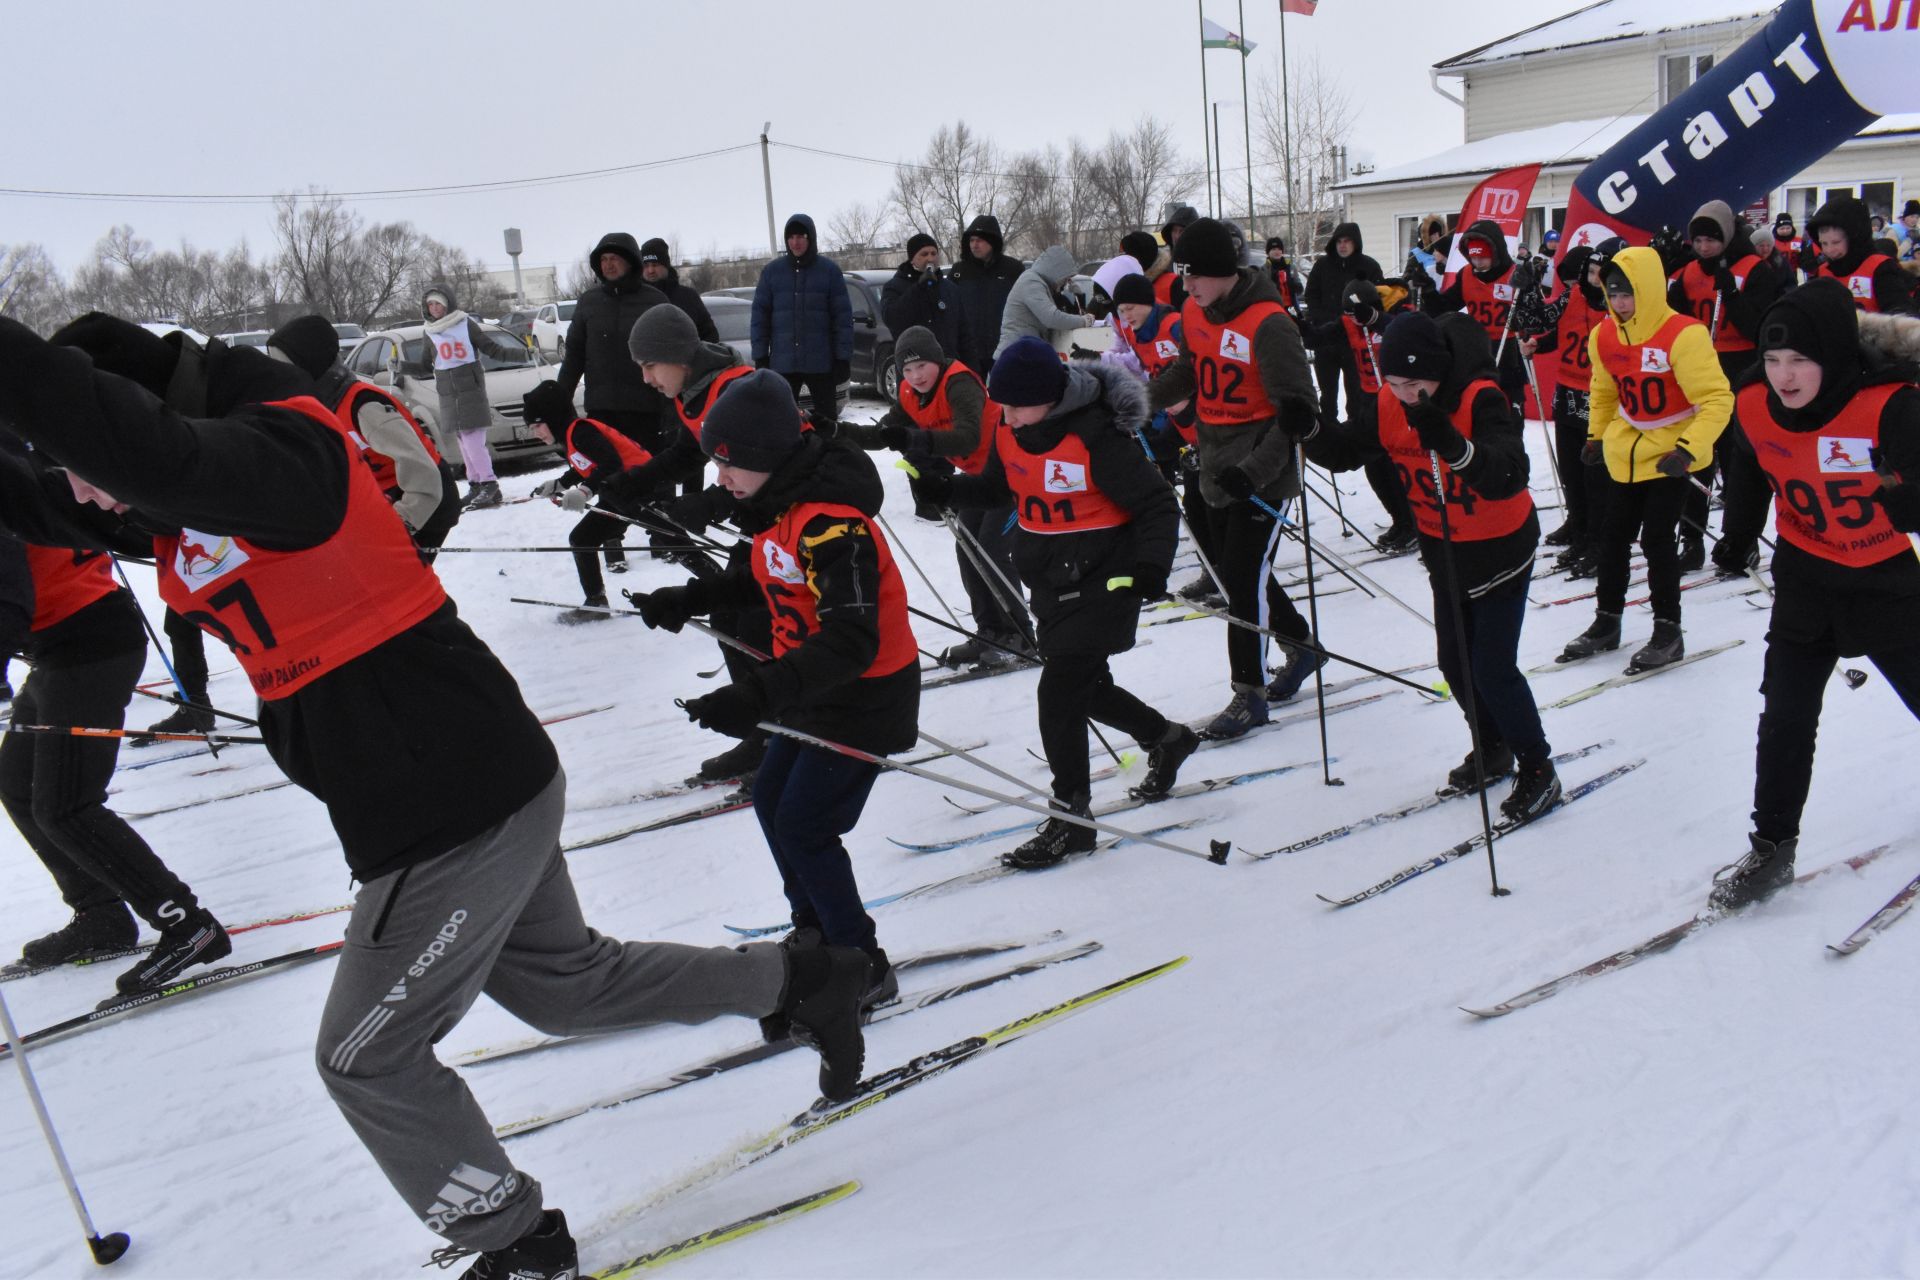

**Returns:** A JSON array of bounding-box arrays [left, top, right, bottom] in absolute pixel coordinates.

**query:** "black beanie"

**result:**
[[1905, 200, 1920, 219], [1171, 218, 1239, 278], [893, 325, 945, 369], [1112, 274, 1155, 307], [1378, 312, 1451, 383], [1775, 212, 1796, 231], [49, 313, 179, 397], [521, 380, 576, 430], [267, 314, 343, 380], [627, 304, 701, 367], [638, 237, 670, 265], [1266, 236, 1286, 252], [905, 232, 938, 258], [987, 337, 1068, 407], [1120, 230, 1159, 271], [701, 368, 802, 471]]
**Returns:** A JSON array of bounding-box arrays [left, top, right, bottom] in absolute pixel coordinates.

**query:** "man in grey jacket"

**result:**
[[995, 245, 1090, 356]]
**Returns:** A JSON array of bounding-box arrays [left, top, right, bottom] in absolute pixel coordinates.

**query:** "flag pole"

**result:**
[[1239, 0, 1255, 229], [1279, 0, 1295, 251], [1197, 2, 1215, 219]]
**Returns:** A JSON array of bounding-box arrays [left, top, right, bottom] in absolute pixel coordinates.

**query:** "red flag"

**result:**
[[1441, 163, 1542, 288], [1283, 0, 1318, 13]]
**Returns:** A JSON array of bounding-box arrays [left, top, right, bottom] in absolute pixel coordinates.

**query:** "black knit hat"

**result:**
[[1905, 200, 1920, 219], [1112, 274, 1155, 307], [1266, 236, 1286, 252], [627, 303, 701, 367], [521, 379, 576, 431], [1775, 212, 1796, 231], [49, 312, 179, 397], [1171, 217, 1240, 278], [267, 314, 343, 380], [1378, 312, 1451, 383], [905, 232, 938, 257], [987, 337, 1068, 407], [1120, 231, 1159, 271], [701, 368, 802, 471], [638, 237, 670, 265], [893, 325, 945, 369]]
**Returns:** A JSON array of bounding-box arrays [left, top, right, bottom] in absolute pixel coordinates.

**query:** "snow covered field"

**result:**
[[3, 398, 1917, 1278]]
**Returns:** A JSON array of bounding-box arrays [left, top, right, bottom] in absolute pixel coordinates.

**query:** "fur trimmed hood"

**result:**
[[1858, 309, 1920, 364]]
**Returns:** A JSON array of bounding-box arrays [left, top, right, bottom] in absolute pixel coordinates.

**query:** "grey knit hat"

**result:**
[[893, 325, 945, 370], [627, 304, 701, 367]]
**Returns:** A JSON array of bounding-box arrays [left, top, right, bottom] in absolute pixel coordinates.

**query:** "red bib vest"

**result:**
[[1376, 378, 1535, 541], [1272, 268, 1297, 311], [23, 545, 118, 632], [1818, 254, 1893, 312], [1554, 291, 1601, 391], [1152, 272, 1176, 308], [899, 363, 996, 476], [155, 397, 448, 699], [336, 382, 443, 497], [997, 420, 1130, 534], [1595, 313, 1700, 430], [1121, 314, 1183, 380], [565, 416, 652, 479], [675, 364, 756, 441], [1674, 255, 1759, 353], [749, 501, 917, 676], [1343, 316, 1385, 396], [1460, 265, 1518, 340], [1179, 298, 1284, 425], [1736, 381, 1912, 567]]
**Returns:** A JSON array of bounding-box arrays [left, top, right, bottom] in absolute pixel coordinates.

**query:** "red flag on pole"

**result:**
[[1282, 0, 1318, 13], [1441, 163, 1541, 289]]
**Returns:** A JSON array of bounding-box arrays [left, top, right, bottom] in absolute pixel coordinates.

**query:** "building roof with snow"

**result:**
[[1435, 0, 1780, 70]]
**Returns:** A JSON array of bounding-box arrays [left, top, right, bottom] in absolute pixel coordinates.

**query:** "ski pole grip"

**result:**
[[1106, 576, 1135, 592], [894, 459, 922, 480]]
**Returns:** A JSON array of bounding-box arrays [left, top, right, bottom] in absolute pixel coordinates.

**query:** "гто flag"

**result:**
[[1201, 17, 1256, 54], [1441, 163, 1542, 287]]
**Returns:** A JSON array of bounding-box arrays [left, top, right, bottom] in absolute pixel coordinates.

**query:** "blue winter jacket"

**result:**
[[751, 213, 854, 374]]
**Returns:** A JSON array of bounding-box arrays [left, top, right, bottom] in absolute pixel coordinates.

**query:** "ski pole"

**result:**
[[1682, 473, 1776, 551], [127, 685, 258, 727], [1429, 448, 1508, 898], [432, 544, 710, 555], [875, 510, 966, 634], [1294, 445, 1343, 788], [1248, 494, 1436, 629], [942, 507, 1038, 648], [751, 721, 1229, 864], [4, 723, 267, 745], [0, 986, 133, 1266], [1520, 353, 1565, 510], [108, 555, 217, 758], [1171, 600, 1445, 699]]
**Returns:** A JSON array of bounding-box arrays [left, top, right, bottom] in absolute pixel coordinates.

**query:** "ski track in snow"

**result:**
[[4, 400, 1920, 1276]]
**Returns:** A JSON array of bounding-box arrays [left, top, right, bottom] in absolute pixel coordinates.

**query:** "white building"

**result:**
[[1339, 0, 1920, 266]]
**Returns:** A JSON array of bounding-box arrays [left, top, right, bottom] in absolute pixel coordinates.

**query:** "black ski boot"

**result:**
[[691, 731, 766, 785], [1559, 611, 1621, 661], [937, 637, 984, 667], [1132, 722, 1200, 800], [1709, 835, 1798, 913], [427, 1208, 577, 1279], [556, 593, 612, 625], [1564, 549, 1599, 580], [863, 946, 898, 1009], [782, 944, 872, 1101], [1500, 757, 1563, 823], [1712, 542, 1760, 581], [135, 694, 215, 745], [1542, 521, 1575, 547], [461, 480, 503, 510], [114, 908, 230, 996], [1444, 743, 1515, 794], [1175, 576, 1223, 606], [1002, 795, 1096, 871], [1628, 619, 1685, 672], [758, 922, 823, 1043], [1265, 640, 1327, 703], [1678, 533, 1706, 573], [20, 902, 137, 967], [1201, 683, 1268, 740]]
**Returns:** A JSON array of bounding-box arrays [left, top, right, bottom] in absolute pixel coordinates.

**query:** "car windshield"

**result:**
[[333, 323, 365, 340], [710, 306, 750, 343], [402, 322, 538, 372], [558, 302, 575, 320]]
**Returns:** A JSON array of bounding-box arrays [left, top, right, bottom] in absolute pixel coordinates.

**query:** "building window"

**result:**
[[1661, 52, 1715, 105], [1784, 181, 1899, 230]]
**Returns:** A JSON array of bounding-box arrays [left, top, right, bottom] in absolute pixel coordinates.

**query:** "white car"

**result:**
[[216, 330, 271, 349], [332, 322, 366, 354], [340, 322, 568, 472], [532, 300, 575, 356]]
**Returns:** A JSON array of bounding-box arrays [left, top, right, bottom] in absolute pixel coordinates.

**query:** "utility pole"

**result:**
[[761, 123, 778, 254]]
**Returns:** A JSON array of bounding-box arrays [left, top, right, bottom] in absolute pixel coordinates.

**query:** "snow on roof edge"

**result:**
[[1436, 0, 1779, 71]]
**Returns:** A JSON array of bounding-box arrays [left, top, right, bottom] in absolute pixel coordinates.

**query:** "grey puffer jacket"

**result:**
[[418, 285, 520, 433], [994, 245, 1087, 356]]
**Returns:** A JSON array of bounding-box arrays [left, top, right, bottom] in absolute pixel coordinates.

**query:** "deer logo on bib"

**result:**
[[761, 541, 804, 585], [1640, 348, 1671, 374], [175, 529, 249, 588], [1218, 330, 1251, 363], [1044, 459, 1088, 493]]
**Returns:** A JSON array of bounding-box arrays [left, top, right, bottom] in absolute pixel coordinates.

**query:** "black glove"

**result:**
[[1868, 447, 1920, 530], [753, 353, 769, 370], [1215, 465, 1256, 501], [1128, 563, 1169, 602], [1654, 446, 1694, 479], [1581, 439, 1606, 468], [1068, 343, 1101, 360], [877, 424, 911, 452], [907, 464, 952, 508], [831, 360, 850, 383], [1406, 392, 1463, 457], [630, 583, 700, 633], [664, 488, 717, 536], [682, 682, 765, 739], [1798, 241, 1821, 274], [601, 461, 662, 508]]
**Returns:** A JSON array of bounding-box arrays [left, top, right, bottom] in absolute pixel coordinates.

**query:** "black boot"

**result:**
[[937, 637, 984, 667], [114, 908, 229, 996], [1265, 641, 1327, 703], [461, 480, 504, 510], [1678, 533, 1706, 573], [1628, 619, 1685, 672], [1712, 542, 1760, 580], [758, 921, 824, 1044], [556, 593, 612, 625], [1376, 524, 1420, 555], [1709, 835, 1798, 912], [134, 694, 215, 746], [1002, 795, 1097, 871], [20, 902, 137, 967], [1444, 743, 1515, 794], [1132, 722, 1200, 800], [1175, 576, 1223, 606], [782, 944, 872, 1101], [863, 946, 898, 1008], [1500, 757, 1563, 823], [691, 731, 767, 784], [427, 1208, 577, 1279], [1559, 611, 1621, 661], [1543, 521, 1576, 547]]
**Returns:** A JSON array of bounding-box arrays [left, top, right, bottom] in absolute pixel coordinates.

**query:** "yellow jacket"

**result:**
[[1585, 247, 1733, 484]]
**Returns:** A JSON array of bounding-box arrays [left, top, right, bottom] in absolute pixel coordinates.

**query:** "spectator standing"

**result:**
[[949, 214, 1023, 376], [882, 232, 963, 360], [638, 238, 718, 343], [555, 232, 674, 455], [752, 212, 853, 436], [1303, 222, 1384, 433]]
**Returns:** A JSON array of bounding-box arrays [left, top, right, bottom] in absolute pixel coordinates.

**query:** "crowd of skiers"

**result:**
[[0, 182, 1917, 1276]]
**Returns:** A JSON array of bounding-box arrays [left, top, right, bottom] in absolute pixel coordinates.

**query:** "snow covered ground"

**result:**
[[4, 396, 1918, 1278]]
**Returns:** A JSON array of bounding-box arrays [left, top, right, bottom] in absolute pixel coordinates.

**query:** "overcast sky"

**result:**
[[2, 0, 1556, 278]]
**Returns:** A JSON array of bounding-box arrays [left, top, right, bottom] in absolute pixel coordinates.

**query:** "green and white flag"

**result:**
[[1200, 17, 1255, 55]]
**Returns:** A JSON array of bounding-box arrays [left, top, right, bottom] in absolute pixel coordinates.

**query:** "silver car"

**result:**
[[341, 322, 566, 471]]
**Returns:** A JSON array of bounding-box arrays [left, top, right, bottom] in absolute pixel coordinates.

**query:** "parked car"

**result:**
[[216, 330, 271, 349], [532, 300, 575, 356], [498, 307, 539, 344], [340, 322, 565, 472], [712, 269, 899, 403], [703, 294, 754, 364], [332, 322, 365, 354]]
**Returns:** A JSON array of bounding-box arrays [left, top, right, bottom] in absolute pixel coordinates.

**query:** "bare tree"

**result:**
[[1086, 117, 1196, 236], [274, 190, 457, 326], [824, 200, 895, 255], [0, 243, 68, 335], [1254, 57, 1356, 249], [889, 122, 1006, 257]]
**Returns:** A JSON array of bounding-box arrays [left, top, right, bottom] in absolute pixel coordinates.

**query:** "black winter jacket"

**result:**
[[1304, 222, 1384, 328], [557, 233, 673, 417], [650, 262, 719, 343], [948, 215, 1024, 377], [881, 260, 964, 360], [1806, 196, 1916, 315]]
